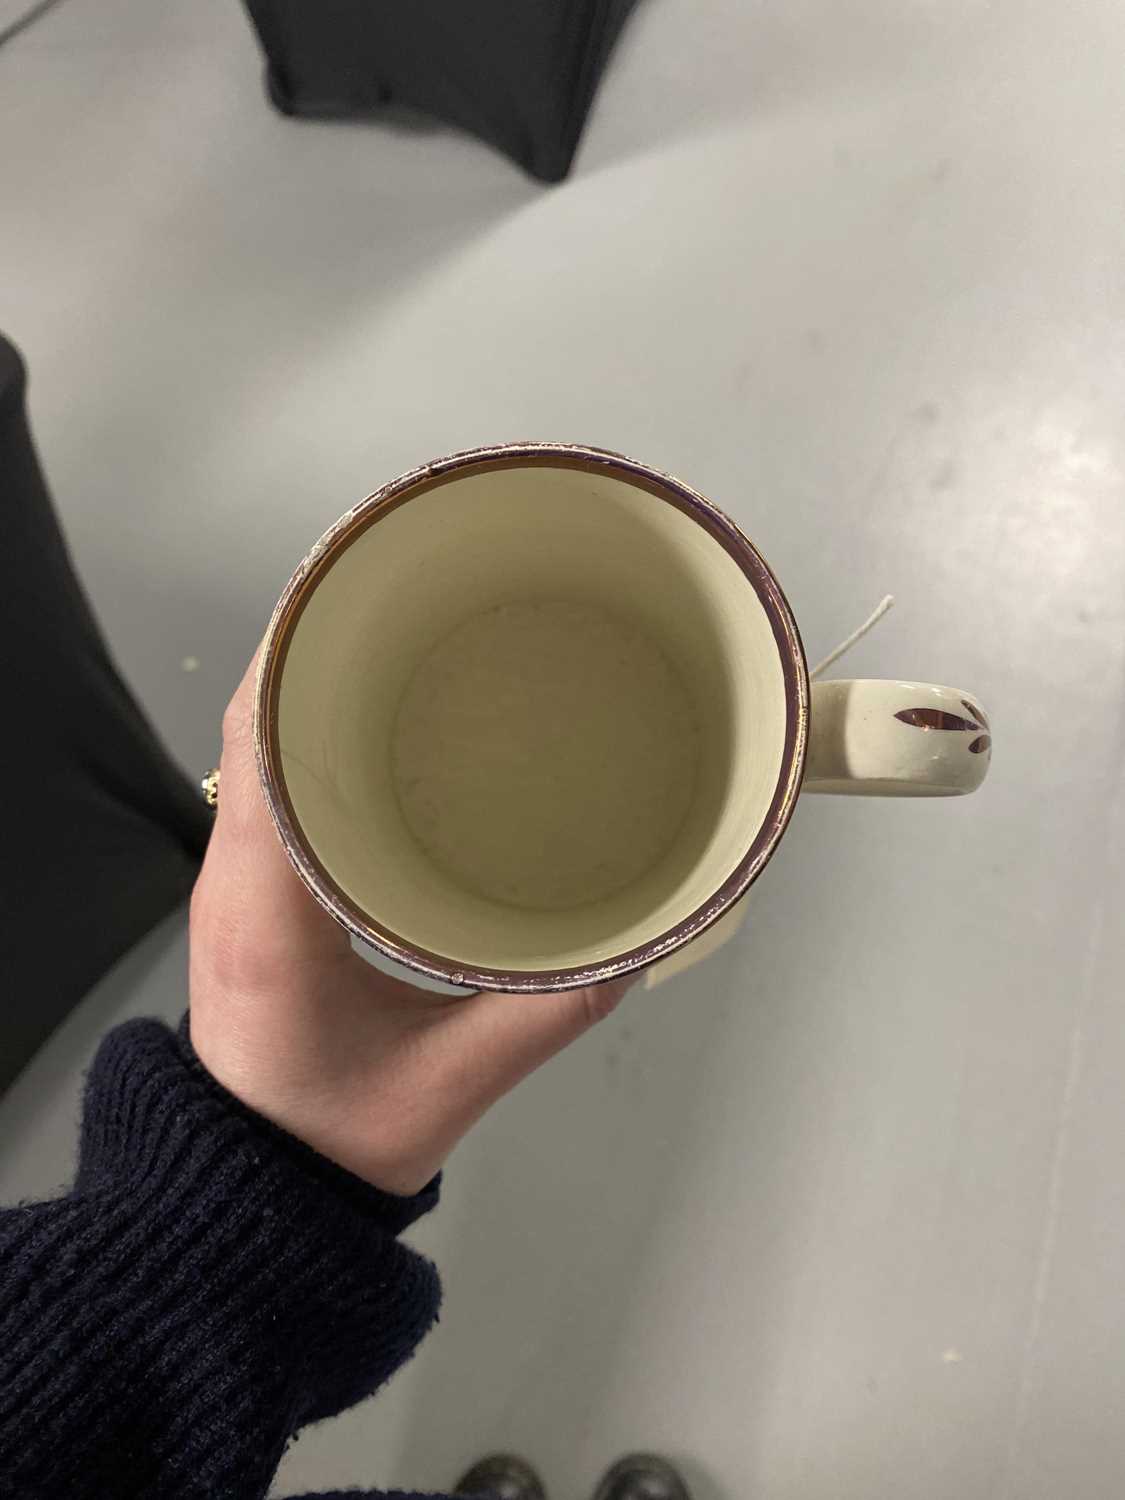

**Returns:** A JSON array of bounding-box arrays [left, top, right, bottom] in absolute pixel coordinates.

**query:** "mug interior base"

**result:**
[[391, 597, 701, 913]]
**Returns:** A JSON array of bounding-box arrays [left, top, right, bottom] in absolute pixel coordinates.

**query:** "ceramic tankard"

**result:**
[[254, 445, 990, 992]]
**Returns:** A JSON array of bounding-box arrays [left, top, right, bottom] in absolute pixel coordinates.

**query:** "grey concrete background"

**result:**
[[2, 1, 1124, 1496]]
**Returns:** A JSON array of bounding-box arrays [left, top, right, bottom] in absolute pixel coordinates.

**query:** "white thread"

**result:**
[[809, 595, 895, 679]]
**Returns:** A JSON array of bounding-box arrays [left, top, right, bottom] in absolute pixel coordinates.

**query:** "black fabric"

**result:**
[[0, 1016, 443, 1498], [0, 333, 212, 1092], [240, 0, 639, 182]]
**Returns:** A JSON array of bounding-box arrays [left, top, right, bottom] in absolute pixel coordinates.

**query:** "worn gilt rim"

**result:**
[[254, 443, 810, 992]]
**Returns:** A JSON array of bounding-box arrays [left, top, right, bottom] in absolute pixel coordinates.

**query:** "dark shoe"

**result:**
[[591, 1454, 692, 1500], [454, 1454, 547, 1500]]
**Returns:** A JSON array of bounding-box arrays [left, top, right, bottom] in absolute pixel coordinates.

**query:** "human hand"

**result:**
[[188, 652, 634, 1195]]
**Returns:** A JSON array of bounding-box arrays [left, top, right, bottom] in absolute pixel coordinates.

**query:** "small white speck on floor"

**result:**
[[942, 1348, 964, 1364], [181, 656, 200, 672]]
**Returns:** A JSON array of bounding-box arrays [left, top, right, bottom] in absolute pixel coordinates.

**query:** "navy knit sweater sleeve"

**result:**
[[0, 1017, 444, 1500]]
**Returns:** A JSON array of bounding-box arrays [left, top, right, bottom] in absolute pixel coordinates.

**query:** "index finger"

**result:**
[[193, 647, 350, 974]]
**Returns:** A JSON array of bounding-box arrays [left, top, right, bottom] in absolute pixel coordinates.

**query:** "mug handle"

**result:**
[[643, 678, 991, 988], [804, 679, 991, 795]]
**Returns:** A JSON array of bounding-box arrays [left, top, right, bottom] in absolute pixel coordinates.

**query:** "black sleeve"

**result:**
[[0, 1018, 443, 1500]]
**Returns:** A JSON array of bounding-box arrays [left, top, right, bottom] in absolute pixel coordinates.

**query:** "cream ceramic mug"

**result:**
[[255, 444, 990, 993]]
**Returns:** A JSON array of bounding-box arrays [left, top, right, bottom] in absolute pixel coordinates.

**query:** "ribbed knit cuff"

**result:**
[[172, 1012, 442, 1235], [0, 1017, 443, 1499]]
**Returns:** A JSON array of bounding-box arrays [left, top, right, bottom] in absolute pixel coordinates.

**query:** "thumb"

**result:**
[[427, 974, 637, 1107]]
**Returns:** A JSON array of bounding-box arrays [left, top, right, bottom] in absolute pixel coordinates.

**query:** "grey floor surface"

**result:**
[[2, 1, 1125, 1496]]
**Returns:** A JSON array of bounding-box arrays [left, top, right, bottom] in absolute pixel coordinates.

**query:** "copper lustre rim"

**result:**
[[253, 442, 810, 992]]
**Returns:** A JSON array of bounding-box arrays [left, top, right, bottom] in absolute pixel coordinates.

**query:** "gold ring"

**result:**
[[201, 768, 220, 809]]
